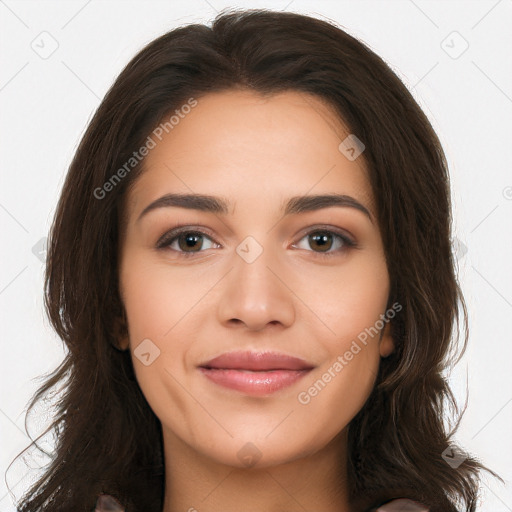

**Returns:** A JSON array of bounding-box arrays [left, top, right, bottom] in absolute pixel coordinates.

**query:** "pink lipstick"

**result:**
[[198, 351, 315, 396]]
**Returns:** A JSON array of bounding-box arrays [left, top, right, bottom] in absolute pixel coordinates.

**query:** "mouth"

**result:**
[[198, 351, 315, 396]]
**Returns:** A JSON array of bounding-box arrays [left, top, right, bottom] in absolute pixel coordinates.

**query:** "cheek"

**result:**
[[294, 301, 386, 452], [299, 253, 389, 347], [294, 349, 379, 457], [118, 251, 208, 420], [120, 251, 204, 341], [293, 256, 389, 433]]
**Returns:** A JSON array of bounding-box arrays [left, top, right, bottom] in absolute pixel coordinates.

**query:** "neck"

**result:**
[[162, 428, 351, 512]]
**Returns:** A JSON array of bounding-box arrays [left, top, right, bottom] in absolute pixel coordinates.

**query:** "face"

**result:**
[[117, 89, 394, 469]]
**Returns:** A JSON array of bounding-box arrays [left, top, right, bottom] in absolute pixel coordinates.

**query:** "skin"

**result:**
[[117, 89, 394, 512]]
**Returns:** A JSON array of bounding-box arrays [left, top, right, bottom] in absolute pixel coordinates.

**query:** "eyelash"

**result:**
[[155, 224, 357, 259]]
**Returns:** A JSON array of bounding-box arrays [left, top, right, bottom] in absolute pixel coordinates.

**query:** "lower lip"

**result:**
[[199, 368, 312, 395]]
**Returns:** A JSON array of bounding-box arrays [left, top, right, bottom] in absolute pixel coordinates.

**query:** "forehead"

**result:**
[[125, 89, 374, 220]]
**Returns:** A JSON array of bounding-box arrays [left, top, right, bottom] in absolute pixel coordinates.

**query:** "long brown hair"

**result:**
[[9, 8, 497, 512]]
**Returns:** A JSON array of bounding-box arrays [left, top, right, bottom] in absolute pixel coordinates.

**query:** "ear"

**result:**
[[379, 320, 394, 358], [111, 313, 130, 351]]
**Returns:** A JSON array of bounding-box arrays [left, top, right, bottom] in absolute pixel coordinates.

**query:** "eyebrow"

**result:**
[[137, 193, 372, 223]]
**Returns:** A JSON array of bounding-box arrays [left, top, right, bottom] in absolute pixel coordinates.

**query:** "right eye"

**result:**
[[156, 227, 221, 257]]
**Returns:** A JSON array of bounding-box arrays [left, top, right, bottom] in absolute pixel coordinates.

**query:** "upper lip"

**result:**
[[199, 351, 315, 371]]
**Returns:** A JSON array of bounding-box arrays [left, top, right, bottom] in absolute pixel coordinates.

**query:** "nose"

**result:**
[[216, 240, 296, 332]]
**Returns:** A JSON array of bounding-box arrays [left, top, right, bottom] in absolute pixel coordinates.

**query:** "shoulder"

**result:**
[[95, 494, 125, 512], [373, 498, 430, 511]]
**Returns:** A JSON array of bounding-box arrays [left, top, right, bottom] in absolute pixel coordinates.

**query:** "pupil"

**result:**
[[179, 233, 202, 252], [311, 232, 332, 252]]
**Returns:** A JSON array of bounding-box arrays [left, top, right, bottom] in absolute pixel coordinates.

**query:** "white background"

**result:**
[[1, 1, 511, 510]]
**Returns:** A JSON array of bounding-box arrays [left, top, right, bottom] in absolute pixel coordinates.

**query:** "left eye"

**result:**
[[156, 228, 355, 257], [292, 230, 355, 256]]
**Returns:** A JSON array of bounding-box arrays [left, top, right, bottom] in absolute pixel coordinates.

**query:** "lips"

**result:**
[[199, 351, 315, 371], [198, 351, 315, 395]]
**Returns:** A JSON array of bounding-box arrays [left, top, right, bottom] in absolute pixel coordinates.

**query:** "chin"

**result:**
[[196, 431, 325, 471]]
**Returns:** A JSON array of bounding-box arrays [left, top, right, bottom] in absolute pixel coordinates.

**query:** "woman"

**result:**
[[11, 8, 496, 512]]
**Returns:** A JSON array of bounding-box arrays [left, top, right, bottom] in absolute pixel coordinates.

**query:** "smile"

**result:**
[[198, 351, 315, 396]]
